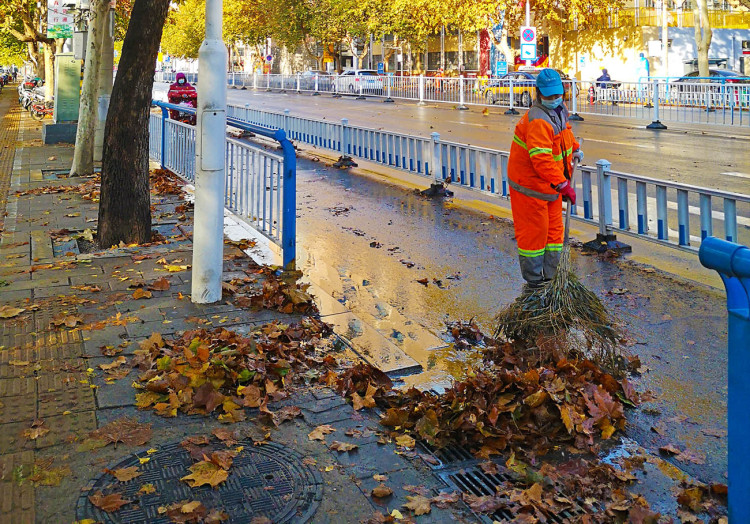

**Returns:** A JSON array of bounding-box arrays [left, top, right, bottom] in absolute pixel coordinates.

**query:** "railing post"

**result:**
[[332, 74, 341, 98], [698, 237, 750, 524], [457, 76, 468, 110], [431, 132, 441, 184], [313, 74, 320, 96], [296, 72, 300, 93], [266, 72, 270, 91], [583, 159, 632, 254], [279, 132, 297, 269], [240, 71, 246, 90], [160, 106, 168, 169], [357, 75, 365, 100], [647, 79, 667, 129], [384, 74, 394, 103], [505, 77, 518, 115], [418, 75, 425, 106], [569, 79, 583, 121], [280, 74, 285, 93], [283, 108, 290, 136], [253, 72, 258, 90], [341, 118, 350, 155]]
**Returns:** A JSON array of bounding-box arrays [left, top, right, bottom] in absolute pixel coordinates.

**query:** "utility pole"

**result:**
[[525, 0, 531, 67], [661, 0, 669, 76], [191, 0, 227, 303]]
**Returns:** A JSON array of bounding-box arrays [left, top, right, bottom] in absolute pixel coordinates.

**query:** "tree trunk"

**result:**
[[97, 0, 170, 248], [71, 0, 109, 177], [693, 0, 712, 78], [43, 42, 54, 99]]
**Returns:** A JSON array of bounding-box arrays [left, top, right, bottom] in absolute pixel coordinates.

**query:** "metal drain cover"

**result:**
[[75, 440, 323, 523]]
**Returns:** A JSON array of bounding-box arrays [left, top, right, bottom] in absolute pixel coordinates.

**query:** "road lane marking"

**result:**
[[721, 172, 750, 180]]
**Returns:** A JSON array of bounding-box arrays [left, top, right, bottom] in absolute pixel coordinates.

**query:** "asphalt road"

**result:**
[[154, 82, 750, 196]]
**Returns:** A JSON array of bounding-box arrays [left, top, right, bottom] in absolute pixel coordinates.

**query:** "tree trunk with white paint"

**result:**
[[71, 0, 109, 177], [693, 0, 712, 78]]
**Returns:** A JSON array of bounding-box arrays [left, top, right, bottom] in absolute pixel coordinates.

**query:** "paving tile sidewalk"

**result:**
[[0, 91, 470, 523]]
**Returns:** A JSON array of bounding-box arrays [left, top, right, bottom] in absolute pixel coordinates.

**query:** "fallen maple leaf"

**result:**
[[106, 466, 143, 482], [395, 434, 416, 449], [132, 288, 152, 300], [403, 495, 431, 515], [99, 356, 127, 371], [431, 491, 460, 508], [86, 417, 152, 449], [88, 491, 131, 512], [329, 441, 358, 452], [138, 483, 156, 495], [22, 425, 50, 440], [180, 460, 229, 488], [308, 424, 336, 441]]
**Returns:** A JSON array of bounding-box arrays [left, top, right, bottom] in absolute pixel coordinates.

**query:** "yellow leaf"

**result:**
[[324, 465, 335, 472], [8, 360, 30, 366], [0, 305, 25, 318], [180, 460, 229, 488], [391, 509, 404, 520], [139, 457, 150, 464], [164, 265, 189, 272], [395, 434, 416, 449], [147, 448, 158, 454], [138, 483, 156, 495]]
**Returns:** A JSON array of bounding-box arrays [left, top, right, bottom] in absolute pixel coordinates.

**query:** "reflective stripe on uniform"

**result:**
[[529, 147, 552, 158], [512, 134, 527, 149], [545, 243, 563, 252], [508, 178, 559, 202], [518, 247, 545, 257]]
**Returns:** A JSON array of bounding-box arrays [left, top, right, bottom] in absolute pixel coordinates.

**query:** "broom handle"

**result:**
[[563, 158, 580, 246]]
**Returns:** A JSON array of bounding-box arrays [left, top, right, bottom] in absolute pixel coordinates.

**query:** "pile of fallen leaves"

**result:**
[[14, 175, 100, 201], [225, 266, 318, 315], [151, 168, 188, 198], [335, 343, 636, 460], [132, 321, 333, 425]]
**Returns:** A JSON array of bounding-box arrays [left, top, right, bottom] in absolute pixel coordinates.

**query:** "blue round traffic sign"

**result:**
[[266, 55, 273, 62], [522, 28, 535, 42]]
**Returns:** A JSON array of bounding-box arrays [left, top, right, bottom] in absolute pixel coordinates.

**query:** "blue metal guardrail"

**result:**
[[226, 104, 749, 253], [698, 237, 750, 523], [150, 101, 296, 267]]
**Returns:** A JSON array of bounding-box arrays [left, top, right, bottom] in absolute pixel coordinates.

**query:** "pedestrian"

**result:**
[[507, 68, 583, 288], [637, 52, 650, 80], [596, 68, 611, 87]]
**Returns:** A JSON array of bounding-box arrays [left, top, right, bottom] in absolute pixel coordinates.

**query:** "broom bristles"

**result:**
[[494, 246, 621, 369]]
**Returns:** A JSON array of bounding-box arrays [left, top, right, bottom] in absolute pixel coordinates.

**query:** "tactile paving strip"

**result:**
[[75, 439, 323, 523]]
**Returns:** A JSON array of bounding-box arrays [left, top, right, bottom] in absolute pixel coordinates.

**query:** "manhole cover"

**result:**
[[75, 439, 323, 523]]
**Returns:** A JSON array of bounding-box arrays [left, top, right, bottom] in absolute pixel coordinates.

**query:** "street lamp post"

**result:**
[[191, 0, 227, 303]]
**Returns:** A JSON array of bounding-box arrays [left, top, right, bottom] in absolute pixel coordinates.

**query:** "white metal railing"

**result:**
[[148, 111, 289, 251], [227, 104, 750, 252], [213, 72, 750, 128]]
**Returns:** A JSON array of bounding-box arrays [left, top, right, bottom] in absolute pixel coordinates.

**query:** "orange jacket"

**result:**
[[508, 102, 579, 200]]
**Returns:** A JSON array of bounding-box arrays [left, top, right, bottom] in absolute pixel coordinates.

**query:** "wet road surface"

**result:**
[[154, 82, 750, 195], [293, 154, 727, 487]]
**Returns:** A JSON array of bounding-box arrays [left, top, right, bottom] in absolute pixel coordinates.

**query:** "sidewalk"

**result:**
[[0, 90, 468, 523]]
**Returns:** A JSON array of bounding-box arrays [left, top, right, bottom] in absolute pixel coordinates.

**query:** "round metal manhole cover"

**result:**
[[75, 439, 323, 523]]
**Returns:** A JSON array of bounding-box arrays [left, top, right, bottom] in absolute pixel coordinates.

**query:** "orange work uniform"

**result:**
[[507, 101, 579, 283]]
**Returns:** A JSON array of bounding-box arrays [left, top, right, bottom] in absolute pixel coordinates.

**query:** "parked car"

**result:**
[[482, 68, 577, 107], [332, 70, 384, 94], [669, 69, 750, 106]]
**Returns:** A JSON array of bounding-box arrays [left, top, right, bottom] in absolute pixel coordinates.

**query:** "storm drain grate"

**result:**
[[438, 465, 591, 523], [75, 439, 323, 524], [417, 441, 477, 470]]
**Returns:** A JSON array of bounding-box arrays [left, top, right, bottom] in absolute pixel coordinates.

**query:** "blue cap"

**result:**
[[536, 68, 564, 97]]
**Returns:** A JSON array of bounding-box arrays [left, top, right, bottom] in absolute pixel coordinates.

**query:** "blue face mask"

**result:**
[[541, 96, 563, 109]]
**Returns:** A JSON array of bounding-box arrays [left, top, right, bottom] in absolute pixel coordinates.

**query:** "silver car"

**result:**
[[332, 70, 384, 94]]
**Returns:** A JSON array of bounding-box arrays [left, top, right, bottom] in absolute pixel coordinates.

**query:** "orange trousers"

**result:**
[[509, 188, 564, 283]]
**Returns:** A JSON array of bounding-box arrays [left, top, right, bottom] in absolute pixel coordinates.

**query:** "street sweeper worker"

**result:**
[[507, 68, 583, 287]]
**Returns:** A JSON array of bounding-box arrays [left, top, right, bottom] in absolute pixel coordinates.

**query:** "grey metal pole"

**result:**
[[647, 79, 667, 129], [191, 0, 228, 304]]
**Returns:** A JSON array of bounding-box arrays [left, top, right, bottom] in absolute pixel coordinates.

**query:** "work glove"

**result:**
[[556, 181, 577, 205], [572, 149, 584, 163]]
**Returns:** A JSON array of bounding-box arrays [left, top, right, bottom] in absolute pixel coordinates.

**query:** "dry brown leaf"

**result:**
[[395, 434, 416, 449], [88, 491, 131, 512], [329, 441, 358, 452], [106, 466, 143, 482], [371, 484, 393, 498], [403, 495, 431, 516], [99, 356, 127, 371], [308, 424, 336, 441], [180, 460, 229, 488], [148, 277, 171, 291], [132, 288, 153, 300], [0, 305, 25, 318]]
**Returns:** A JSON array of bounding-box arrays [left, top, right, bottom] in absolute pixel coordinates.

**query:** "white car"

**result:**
[[332, 70, 384, 94]]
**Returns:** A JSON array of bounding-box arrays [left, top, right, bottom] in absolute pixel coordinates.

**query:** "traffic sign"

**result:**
[[266, 55, 273, 62], [377, 62, 384, 75], [496, 60, 507, 76], [520, 26, 537, 45], [520, 44, 537, 61]]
